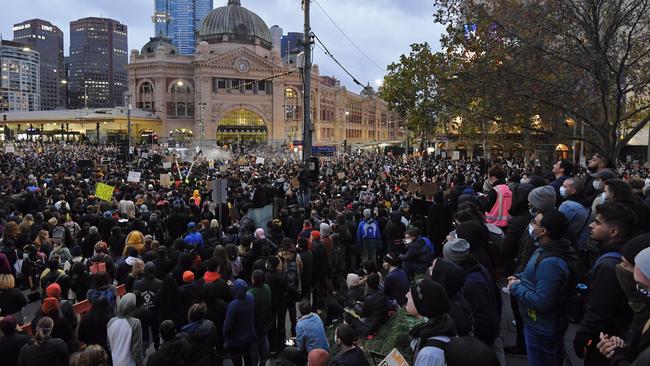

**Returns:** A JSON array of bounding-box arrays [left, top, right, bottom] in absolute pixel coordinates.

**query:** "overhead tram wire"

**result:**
[[312, 0, 385, 73], [311, 32, 384, 100], [225, 70, 296, 92]]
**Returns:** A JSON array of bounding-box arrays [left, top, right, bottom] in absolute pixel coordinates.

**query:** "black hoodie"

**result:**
[[146, 335, 192, 366]]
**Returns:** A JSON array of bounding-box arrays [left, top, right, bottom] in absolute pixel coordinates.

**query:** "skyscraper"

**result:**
[[13, 19, 64, 110], [0, 40, 40, 112], [153, 0, 213, 55], [281, 32, 304, 65], [69, 17, 128, 108]]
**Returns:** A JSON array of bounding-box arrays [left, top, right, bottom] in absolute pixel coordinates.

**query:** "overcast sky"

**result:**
[[1, 0, 444, 92]]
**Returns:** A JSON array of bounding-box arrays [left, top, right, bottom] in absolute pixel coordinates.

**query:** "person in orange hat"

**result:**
[[41, 297, 60, 315], [310, 230, 328, 311]]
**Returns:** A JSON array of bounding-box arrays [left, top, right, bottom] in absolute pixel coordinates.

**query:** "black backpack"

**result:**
[[286, 258, 299, 294], [534, 248, 582, 323]]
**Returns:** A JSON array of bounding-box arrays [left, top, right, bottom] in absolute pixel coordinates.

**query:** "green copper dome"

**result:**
[[198, 0, 272, 49], [141, 34, 179, 55]]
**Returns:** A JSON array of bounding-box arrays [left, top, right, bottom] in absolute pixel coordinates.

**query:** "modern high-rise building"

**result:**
[[280, 32, 304, 65], [1, 40, 40, 112], [152, 0, 213, 55], [69, 17, 128, 108], [13, 19, 64, 110]]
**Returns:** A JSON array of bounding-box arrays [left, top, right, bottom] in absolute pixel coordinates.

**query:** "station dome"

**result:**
[[198, 0, 272, 50]]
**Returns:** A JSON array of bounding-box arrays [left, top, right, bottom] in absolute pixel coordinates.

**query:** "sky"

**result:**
[[0, 0, 445, 92]]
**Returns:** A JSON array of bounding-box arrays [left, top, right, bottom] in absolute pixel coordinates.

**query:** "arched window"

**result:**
[[170, 82, 193, 118], [284, 88, 299, 119], [138, 81, 154, 110]]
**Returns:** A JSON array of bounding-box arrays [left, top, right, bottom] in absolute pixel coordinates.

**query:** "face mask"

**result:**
[[520, 178, 529, 184], [559, 186, 568, 198], [616, 264, 647, 313], [528, 224, 539, 242], [593, 180, 603, 190], [404, 238, 413, 245], [601, 192, 608, 202]]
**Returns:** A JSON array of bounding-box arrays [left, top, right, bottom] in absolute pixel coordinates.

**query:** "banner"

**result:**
[[95, 183, 115, 202], [127, 171, 141, 183]]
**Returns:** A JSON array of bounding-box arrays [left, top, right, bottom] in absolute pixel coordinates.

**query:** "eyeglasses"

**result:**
[[637, 283, 650, 298]]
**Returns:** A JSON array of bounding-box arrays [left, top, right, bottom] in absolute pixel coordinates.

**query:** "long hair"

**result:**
[[34, 316, 54, 345]]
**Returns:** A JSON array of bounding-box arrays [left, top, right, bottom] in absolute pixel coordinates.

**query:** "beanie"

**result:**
[[635, 247, 650, 280], [307, 349, 330, 366], [310, 230, 321, 241], [187, 222, 196, 229], [41, 297, 60, 314], [103, 211, 112, 218], [622, 234, 650, 265], [443, 238, 470, 265], [0, 315, 17, 334], [255, 228, 266, 239], [410, 278, 449, 318], [528, 186, 557, 213], [383, 253, 400, 267], [160, 320, 177, 341], [46, 283, 62, 298], [183, 270, 195, 283]]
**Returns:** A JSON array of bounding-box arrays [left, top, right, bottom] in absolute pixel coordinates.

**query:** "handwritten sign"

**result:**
[[378, 348, 409, 366], [162, 162, 172, 169], [255, 157, 265, 165], [420, 182, 436, 197], [95, 183, 115, 202], [337, 172, 346, 180], [5, 144, 15, 154], [407, 182, 420, 194], [127, 171, 141, 183], [160, 173, 171, 188]]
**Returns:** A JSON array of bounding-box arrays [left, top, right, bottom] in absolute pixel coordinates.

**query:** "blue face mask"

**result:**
[[528, 223, 539, 242], [559, 186, 568, 198]]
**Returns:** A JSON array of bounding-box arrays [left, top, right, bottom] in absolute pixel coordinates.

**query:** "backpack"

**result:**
[[89, 256, 107, 274], [286, 258, 299, 294], [88, 287, 116, 309], [414, 337, 449, 365], [421, 236, 435, 254], [534, 248, 584, 323], [52, 226, 66, 244]]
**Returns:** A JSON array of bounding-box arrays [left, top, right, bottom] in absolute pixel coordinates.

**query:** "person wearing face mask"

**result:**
[[550, 159, 574, 207], [400, 226, 435, 280], [483, 164, 512, 230], [588, 168, 617, 217], [583, 153, 610, 205], [508, 210, 578, 366], [597, 245, 650, 365], [574, 202, 637, 366], [559, 178, 591, 264]]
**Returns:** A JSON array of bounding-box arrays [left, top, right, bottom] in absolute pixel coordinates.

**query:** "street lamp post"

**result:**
[[125, 93, 132, 161]]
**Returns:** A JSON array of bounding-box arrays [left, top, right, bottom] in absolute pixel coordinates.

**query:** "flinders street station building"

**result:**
[[1, 0, 402, 150]]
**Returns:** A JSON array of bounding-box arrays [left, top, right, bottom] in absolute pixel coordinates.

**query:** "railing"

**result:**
[[19, 284, 126, 336]]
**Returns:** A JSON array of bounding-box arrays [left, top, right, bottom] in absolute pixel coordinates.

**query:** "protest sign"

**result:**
[[255, 157, 265, 164], [127, 171, 141, 183], [407, 182, 420, 194], [162, 162, 172, 169], [420, 182, 436, 197], [4, 144, 15, 154], [377, 348, 408, 366], [95, 183, 115, 201], [160, 173, 171, 188], [337, 172, 346, 180]]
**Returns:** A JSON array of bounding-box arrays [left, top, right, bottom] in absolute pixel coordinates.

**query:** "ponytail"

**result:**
[[34, 316, 54, 345]]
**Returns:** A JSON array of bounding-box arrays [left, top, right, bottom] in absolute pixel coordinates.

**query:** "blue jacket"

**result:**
[[184, 231, 204, 249], [296, 313, 329, 353], [558, 200, 590, 251], [511, 243, 572, 336], [223, 279, 256, 348], [356, 218, 382, 249]]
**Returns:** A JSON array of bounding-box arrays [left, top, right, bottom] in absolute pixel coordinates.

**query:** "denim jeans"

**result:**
[[523, 325, 566, 366]]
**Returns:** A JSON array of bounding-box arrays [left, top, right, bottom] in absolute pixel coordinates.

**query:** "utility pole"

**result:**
[[125, 93, 132, 161], [302, 0, 312, 164]]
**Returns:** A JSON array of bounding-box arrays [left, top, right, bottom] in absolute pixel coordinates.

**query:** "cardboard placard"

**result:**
[[420, 182, 436, 197], [337, 172, 346, 180], [451, 151, 460, 160], [255, 157, 265, 165], [95, 183, 115, 202], [141, 152, 149, 159], [160, 173, 171, 188], [162, 162, 172, 169], [407, 182, 420, 194], [378, 348, 408, 366], [4, 144, 15, 153], [127, 171, 141, 183]]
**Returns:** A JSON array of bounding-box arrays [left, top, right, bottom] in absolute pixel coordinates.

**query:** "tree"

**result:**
[[429, 0, 650, 163]]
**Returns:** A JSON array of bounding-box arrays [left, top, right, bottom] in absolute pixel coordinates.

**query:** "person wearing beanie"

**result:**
[[428, 257, 474, 337], [310, 229, 329, 311], [573, 202, 636, 365], [182, 270, 195, 283], [183, 222, 204, 250], [508, 210, 577, 365], [41, 297, 60, 315], [614, 233, 650, 316], [406, 278, 457, 366], [444, 238, 502, 358], [528, 186, 557, 215], [400, 226, 435, 280], [46, 282, 62, 298], [0, 315, 30, 366], [146, 320, 191, 366], [223, 279, 257, 365], [356, 208, 382, 265], [382, 253, 409, 306], [483, 164, 513, 229]]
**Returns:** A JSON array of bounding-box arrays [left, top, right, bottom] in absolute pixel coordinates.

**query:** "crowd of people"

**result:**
[[1, 141, 650, 366]]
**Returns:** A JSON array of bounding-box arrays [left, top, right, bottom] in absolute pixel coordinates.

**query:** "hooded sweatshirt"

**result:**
[[107, 293, 143, 366], [223, 279, 256, 348]]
